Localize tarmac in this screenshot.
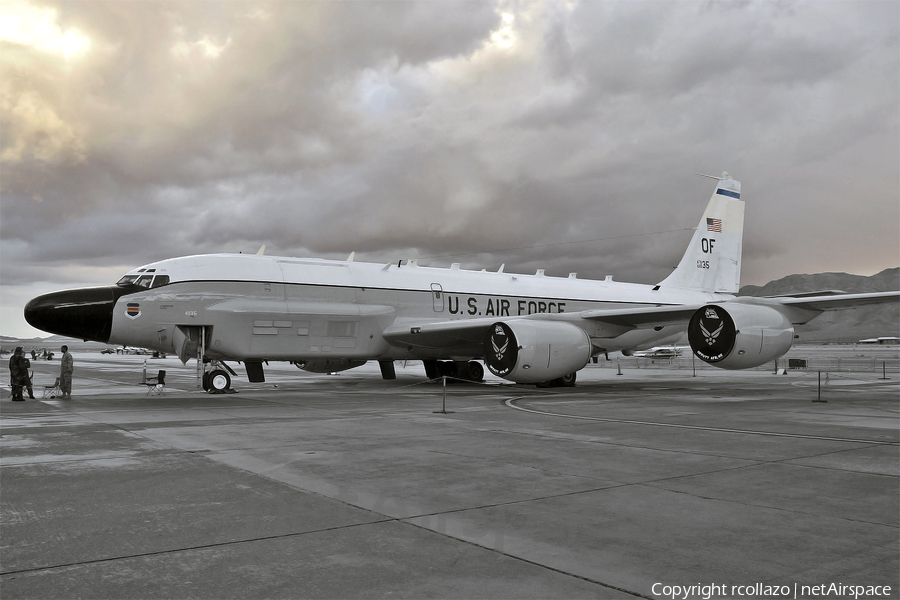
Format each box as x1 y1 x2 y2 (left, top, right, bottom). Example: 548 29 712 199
1 352 898 599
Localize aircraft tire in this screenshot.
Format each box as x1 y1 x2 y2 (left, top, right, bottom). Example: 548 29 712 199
423 360 440 380
438 361 458 378
467 361 484 382
208 369 231 392
559 372 577 387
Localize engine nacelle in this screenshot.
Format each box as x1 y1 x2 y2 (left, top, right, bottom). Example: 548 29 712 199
483 320 592 384
688 303 794 370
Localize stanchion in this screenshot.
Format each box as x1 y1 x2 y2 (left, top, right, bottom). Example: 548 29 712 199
617 358 623 376
142 359 147 385
878 361 890 380
813 371 827 403
434 376 455 414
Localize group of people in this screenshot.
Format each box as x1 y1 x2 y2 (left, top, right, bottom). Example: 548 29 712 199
8 345 73 401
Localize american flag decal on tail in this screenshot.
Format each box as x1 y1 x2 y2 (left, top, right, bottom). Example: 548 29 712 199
706 218 722 232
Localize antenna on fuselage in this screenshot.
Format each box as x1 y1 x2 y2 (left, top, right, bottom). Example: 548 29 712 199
256 245 266 255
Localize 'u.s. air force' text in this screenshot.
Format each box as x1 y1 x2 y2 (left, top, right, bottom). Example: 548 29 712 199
446 295 566 316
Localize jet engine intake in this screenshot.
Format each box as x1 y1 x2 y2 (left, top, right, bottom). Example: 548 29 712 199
483 320 592 384
688 303 793 369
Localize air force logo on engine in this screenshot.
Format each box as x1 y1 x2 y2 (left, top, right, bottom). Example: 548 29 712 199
484 322 518 377
688 305 736 363
700 318 724 346
491 325 509 361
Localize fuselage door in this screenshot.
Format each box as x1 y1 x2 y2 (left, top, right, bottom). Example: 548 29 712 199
173 325 203 364
431 283 444 312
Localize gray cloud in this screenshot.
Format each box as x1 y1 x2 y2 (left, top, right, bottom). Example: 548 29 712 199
1 0 897 337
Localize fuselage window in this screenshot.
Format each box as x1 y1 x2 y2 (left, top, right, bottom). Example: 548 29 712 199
135 275 154 288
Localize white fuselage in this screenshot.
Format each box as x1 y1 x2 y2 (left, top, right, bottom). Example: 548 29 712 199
108 253 730 363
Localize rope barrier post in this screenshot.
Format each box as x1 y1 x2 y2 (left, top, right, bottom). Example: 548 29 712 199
879 361 889 380
813 371 827 403
617 358 623 376
142 359 147 385
433 375 455 414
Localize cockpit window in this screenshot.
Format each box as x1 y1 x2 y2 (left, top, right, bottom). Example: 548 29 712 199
117 273 170 288
150 275 170 288
117 275 140 286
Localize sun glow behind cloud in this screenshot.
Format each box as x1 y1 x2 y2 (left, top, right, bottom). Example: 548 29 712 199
0 0 91 58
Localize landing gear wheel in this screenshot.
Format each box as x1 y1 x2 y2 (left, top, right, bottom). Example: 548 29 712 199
467 361 485 382
438 361 459 378
423 360 440 379
538 372 578 388
559 372 577 387
208 369 231 393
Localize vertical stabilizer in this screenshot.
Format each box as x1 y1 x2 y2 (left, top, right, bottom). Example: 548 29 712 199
658 172 744 294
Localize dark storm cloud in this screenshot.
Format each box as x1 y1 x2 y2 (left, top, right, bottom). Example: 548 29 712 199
1 0 897 337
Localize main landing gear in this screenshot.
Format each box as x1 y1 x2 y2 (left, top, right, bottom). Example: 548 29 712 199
423 360 485 382
536 372 577 388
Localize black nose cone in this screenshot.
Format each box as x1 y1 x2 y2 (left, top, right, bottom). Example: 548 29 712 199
24 286 121 343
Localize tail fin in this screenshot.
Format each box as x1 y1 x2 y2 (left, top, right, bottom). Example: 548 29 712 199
657 172 745 294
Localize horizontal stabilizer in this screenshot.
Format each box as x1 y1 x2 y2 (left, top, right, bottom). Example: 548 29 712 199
776 291 899 312
759 290 847 298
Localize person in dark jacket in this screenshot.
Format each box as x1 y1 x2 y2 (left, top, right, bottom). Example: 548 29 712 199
9 347 31 401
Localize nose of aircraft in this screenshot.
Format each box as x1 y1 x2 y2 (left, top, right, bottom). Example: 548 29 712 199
24 286 125 343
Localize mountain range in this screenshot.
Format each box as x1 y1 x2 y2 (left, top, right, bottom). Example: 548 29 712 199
739 268 899 342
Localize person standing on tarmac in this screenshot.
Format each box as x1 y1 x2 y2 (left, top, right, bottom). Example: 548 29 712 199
60 345 74 399
9 347 32 401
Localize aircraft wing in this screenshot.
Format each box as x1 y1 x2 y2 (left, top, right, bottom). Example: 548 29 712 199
383 317 500 352
383 291 898 354
578 290 899 330
382 306 704 354
579 305 702 329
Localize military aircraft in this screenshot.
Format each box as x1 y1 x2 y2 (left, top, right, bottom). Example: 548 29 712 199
632 346 685 358
24 173 898 391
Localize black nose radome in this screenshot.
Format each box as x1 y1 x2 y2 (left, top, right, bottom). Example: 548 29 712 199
24 286 127 343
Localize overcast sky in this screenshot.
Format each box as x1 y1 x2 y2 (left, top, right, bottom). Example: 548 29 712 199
1 0 898 338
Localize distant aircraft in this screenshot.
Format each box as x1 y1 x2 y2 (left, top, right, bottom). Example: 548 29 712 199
24 173 899 391
632 346 685 358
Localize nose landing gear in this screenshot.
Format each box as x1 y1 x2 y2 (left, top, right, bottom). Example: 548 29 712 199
202 361 234 393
